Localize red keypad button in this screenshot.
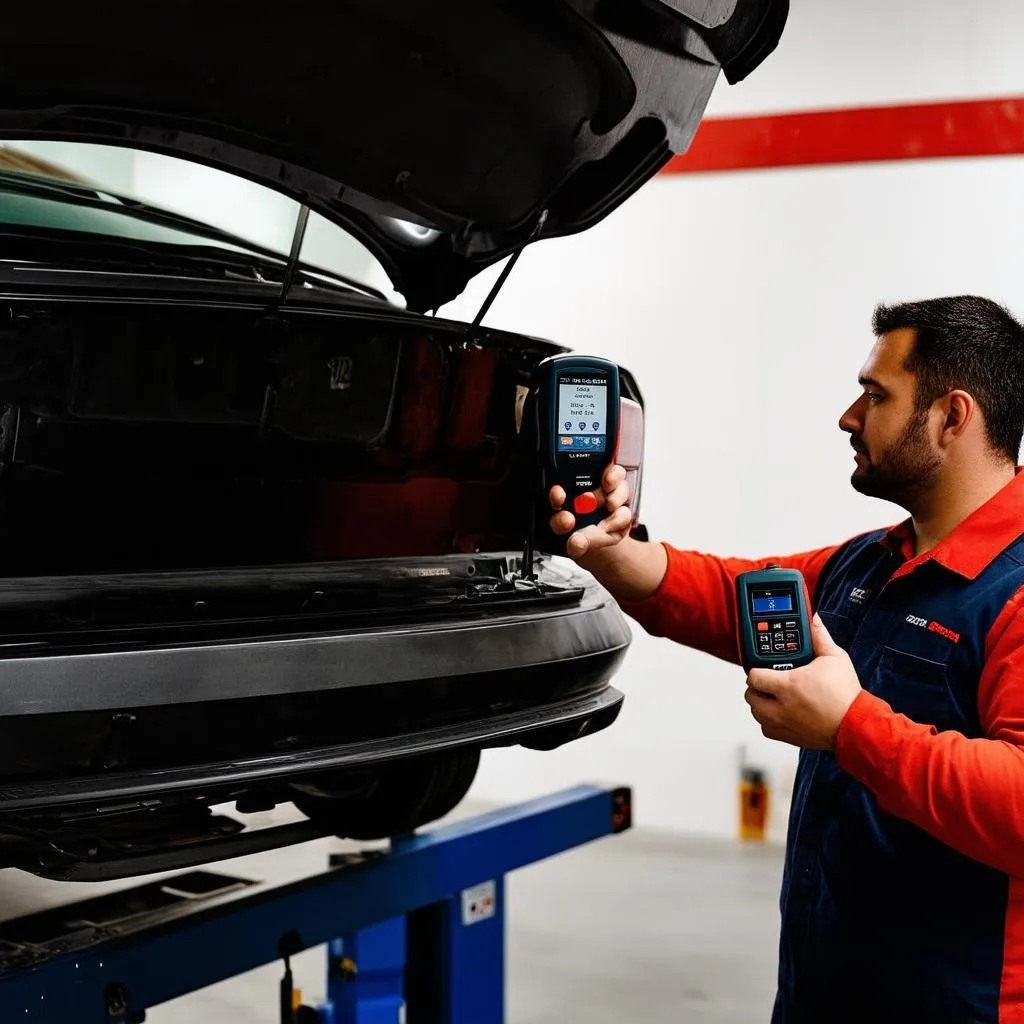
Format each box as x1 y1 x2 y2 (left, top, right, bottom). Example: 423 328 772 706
573 493 600 515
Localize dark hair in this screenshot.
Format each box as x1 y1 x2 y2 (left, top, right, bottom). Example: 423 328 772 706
872 295 1024 462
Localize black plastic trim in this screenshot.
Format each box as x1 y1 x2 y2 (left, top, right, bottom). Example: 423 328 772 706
25 820 334 883
0 686 625 814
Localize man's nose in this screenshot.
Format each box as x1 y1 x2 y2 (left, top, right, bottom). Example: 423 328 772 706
838 399 862 434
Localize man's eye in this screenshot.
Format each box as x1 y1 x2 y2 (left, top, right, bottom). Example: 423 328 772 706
866 392 883 404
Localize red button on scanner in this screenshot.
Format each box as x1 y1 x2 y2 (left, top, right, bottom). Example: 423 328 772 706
573 493 600 515
757 622 770 633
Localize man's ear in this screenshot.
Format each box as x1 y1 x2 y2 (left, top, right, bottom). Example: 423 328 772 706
939 389 975 444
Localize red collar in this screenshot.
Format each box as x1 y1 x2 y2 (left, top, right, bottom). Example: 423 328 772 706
882 467 1024 581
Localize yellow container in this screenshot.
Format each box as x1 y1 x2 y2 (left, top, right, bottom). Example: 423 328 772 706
739 767 769 842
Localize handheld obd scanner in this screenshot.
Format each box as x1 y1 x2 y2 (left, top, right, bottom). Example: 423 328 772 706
736 566 813 673
526 354 644 559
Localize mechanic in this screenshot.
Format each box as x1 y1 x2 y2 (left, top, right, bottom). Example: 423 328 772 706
549 295 1024 1024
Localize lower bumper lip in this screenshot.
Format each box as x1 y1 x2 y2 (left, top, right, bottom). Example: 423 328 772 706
0 686 627 818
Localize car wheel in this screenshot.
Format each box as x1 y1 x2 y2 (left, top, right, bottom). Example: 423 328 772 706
290 748 480 840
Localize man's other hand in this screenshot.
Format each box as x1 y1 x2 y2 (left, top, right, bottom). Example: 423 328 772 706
745 614 862 750
549 463 632 562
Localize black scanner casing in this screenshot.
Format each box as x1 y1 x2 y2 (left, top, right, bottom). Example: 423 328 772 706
528 354 620 557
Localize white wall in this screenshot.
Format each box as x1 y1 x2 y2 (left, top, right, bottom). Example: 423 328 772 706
443 0 1024 840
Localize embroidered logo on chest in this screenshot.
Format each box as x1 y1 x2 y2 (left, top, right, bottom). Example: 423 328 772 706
849 587 871 604
905 614 961 644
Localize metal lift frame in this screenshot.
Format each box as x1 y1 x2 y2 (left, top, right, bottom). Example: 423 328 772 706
0 783 632 1023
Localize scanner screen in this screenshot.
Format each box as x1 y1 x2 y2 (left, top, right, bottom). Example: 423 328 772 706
557 377 607 452
752 593 793 614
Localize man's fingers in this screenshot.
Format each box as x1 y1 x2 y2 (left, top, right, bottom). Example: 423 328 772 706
746 669 790 697
548 467 631 557
744 687 776 710
566 526 612 558
602 464 627 493
605 480 630 513
601 504 632 535
745 689 802 744
566 527 600 558
548 485 567 511
810 613 842 657
576 479 629 517
565 508 632 557
550 467 628 516
603 466 629 512
550 500 628 539
745 687 781 730
549 510 575 536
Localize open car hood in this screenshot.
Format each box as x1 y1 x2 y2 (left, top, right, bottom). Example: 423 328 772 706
0 0 787 312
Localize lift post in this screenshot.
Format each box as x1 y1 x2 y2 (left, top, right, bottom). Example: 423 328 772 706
0 783 632 1023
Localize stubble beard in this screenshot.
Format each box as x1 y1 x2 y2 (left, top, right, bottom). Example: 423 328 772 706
850 410 941 510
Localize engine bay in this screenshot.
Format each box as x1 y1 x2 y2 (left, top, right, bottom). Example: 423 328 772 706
0 298 568 574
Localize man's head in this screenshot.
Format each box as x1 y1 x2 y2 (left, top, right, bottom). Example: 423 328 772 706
838 295 1024 508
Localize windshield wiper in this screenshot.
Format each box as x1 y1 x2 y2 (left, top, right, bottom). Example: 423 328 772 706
0 170 387 302
0 169 279 255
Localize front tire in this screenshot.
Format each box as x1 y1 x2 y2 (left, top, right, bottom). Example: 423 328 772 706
291 748 480 839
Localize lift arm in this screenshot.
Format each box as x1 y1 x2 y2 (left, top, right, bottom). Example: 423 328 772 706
0 783 632 1023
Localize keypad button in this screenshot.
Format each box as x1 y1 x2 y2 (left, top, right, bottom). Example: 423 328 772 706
773 643 786 652
771 622 783 631
757 622 770 633
774 632 784 642
785 632 799 642
786 642 798 651
785 621 798 630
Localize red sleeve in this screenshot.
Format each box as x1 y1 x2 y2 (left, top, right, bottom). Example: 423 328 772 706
618 540 842 664
835 584 1024 878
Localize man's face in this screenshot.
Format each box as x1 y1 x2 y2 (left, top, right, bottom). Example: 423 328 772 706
838 328 942 507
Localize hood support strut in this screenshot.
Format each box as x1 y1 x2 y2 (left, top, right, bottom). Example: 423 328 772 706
272 204 311 311
464 210 548 343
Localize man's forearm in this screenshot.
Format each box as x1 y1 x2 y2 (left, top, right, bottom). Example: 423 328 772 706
595 538 845 664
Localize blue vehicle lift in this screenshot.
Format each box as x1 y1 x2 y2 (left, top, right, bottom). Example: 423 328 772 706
0 783 631 1023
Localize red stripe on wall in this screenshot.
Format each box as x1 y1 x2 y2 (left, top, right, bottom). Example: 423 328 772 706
662 96 1024 174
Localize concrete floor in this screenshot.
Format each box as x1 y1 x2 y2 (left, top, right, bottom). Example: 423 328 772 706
0 806 786 1024
503 827 784 1024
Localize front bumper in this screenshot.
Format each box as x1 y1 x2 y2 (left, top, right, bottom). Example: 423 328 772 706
0 556 631 815
0 559 631 716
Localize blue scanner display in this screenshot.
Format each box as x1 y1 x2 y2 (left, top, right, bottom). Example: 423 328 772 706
752 594 793 615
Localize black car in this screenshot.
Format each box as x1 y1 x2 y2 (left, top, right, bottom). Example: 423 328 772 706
0 0 787 880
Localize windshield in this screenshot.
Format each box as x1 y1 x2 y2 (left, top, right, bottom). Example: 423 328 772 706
0 140 402 303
